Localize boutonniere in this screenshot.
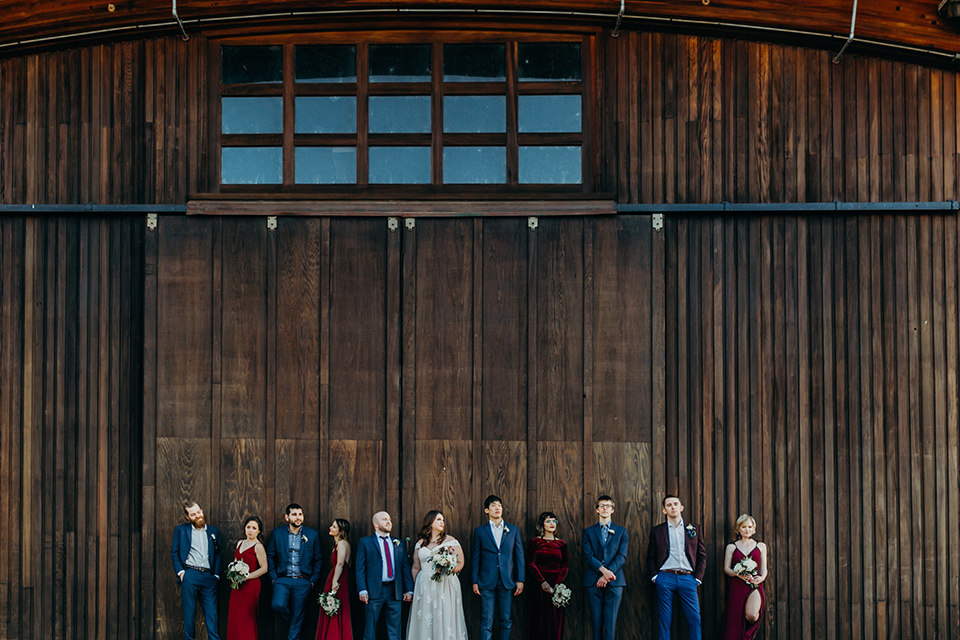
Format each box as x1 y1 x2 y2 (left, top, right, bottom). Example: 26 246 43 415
606 526 615 536
685 524 696 538
504 526 510 533
210 533 216 541
393 539 400 547
301 534 308 544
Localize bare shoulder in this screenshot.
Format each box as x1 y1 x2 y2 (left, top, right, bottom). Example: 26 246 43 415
725 542 736 552
757 541 768 551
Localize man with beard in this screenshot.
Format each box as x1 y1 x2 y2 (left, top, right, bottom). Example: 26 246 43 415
171 501 222 640
356 511 414 640
267 503 324 640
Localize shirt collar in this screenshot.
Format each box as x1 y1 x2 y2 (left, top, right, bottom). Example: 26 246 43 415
489 520 504 529
667 518 685 530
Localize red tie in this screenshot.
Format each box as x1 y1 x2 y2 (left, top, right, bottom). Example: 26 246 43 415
382 537 394 579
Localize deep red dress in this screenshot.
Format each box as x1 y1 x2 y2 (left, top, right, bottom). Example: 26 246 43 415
226 543 261 640
526 537 569 640
721 546 766 640
315 546 353 640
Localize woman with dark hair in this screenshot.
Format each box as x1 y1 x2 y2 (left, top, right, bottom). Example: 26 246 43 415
226 515 268 640
406 510 467 640
315 518 353 640
527 511 569 640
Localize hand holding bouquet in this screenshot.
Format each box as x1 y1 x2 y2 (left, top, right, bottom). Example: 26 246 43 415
551 583 572 608
732 556 759 589
226 559 250 590
430 547 458 582
318 591 341 617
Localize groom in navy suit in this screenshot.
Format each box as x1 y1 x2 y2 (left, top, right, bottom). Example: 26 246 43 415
471 494 525 640
355 511 414 640
582 494 629 640
171 501 222 640
267 503 324 640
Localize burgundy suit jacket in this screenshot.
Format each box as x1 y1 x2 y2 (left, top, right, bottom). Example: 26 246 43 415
645 521 706 582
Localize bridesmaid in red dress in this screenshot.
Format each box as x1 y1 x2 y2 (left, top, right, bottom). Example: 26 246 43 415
527 511 569 640
226 515 269 640
315 518 353 640
720 514 768 640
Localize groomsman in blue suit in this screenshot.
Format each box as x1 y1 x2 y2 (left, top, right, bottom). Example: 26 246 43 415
471 494 525 640
267 503 324 640
355 511 414 640
582 494 629 640
171 501 222 640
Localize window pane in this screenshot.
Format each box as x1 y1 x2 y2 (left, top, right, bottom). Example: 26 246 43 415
443 96 505 133
295 147 356 184
221 45 282 84
295 45 357 83
222 97 283 134
519 146 581 184
369 96 431 133
443 44 506 81
296 97 356 134
369 147 431 183
443 147 506 184
221 147 282 184
518 43 582 81
369 44 431 82
518 95 581 133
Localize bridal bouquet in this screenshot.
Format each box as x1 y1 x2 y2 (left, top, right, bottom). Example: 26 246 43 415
551 583 572 608
733 556 759 589
430 547 458 582
226 559 250 590
317 591 341 617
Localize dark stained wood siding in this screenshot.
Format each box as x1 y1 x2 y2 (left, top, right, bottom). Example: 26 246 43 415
0 216 143 640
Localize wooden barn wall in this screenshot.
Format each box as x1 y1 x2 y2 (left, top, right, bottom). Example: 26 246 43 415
0 216 144 639
1 31 959 205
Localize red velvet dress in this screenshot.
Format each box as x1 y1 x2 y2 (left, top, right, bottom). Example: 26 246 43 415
526 537 569 640
315 546 353 640
721 546 766 640
226 543 261 640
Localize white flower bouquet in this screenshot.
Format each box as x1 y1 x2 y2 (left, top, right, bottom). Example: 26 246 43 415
733 556 759 589
226 559 250 590
430 547 458 582
318 591 341 617
551 583 572 608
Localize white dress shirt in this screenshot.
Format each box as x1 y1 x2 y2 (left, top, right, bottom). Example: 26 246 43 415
489 520 505 548
377 534 396 582
660 519 694 573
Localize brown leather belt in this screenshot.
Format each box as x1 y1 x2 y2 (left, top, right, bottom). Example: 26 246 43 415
661 569 691 575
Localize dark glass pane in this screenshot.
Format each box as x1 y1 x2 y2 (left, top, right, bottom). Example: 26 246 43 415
369 96 431 133
221 147 282 184
443 96 505 133
369 147 431 183
221 45 282 84
518 95 581 133
519 146 581 184
369 44 431 82
221 97 283 134
443 44 506 82
443 147 506 184
296 97 356 134
295 147 356 184
295 45 357 83
517 43 582 81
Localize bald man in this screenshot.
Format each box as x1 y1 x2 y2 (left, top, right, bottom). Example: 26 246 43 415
355 511 414 640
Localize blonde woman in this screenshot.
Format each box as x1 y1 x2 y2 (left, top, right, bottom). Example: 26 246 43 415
720 514 767 640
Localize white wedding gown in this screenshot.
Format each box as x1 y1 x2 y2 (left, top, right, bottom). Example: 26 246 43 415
406 538 469 640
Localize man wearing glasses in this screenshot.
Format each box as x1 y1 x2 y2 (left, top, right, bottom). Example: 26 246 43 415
582 495 629 640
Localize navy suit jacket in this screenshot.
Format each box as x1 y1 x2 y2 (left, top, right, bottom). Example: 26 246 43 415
582 522 629 587
354 533 414 600
266 526 324 586
171 522 223 579
646 521 707 583
471 522 525 590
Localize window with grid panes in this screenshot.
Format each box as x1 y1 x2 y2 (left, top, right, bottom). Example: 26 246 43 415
217 37 590 191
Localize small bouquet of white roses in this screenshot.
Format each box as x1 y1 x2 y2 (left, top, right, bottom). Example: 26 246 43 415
226 559 250 590
733 556 759 589
430 547 458 582
551 583 572 608
317 591 341 617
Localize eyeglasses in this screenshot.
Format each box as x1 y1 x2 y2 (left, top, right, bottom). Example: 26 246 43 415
597 504 615 509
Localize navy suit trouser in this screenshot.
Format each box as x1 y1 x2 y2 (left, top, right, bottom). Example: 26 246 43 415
180 568 220 640
362 584 402 640
655 571 702 640
587 584 624 640
272 576 313 640
479 586 514 640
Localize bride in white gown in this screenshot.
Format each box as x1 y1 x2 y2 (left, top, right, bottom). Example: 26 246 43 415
407 510 469 640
